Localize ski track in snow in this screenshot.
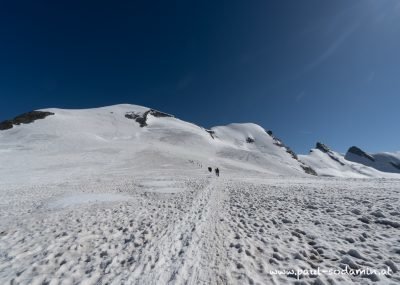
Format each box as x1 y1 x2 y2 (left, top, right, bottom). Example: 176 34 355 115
1 176 400 285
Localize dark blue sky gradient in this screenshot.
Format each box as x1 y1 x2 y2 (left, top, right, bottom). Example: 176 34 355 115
1 0 399 153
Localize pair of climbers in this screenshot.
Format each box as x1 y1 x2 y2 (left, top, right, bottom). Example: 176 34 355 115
207 166 220 177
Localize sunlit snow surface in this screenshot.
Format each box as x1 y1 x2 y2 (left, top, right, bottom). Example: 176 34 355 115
0 105 399 284
48 193 131 209
1 176 399 285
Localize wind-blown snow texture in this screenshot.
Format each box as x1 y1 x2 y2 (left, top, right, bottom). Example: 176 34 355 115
1 104 400 285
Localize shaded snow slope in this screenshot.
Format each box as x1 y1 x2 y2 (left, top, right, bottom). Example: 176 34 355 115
345 146 400 174
299 143 400 178
0 104 313 185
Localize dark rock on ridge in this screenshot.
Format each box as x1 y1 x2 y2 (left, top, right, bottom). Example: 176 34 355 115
0 111 55 131
0 121 13 130
149 109 174 118
301 165 318 176
347 146 375 162
125 111 150 127
125 109 174 128
267 129 317 176
205 129 215 139
316 142 331 153
270 135 298 160
315 142 345 166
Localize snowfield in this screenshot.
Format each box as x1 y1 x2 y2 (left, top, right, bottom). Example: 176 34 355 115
0 104 399 284
1 175 400 285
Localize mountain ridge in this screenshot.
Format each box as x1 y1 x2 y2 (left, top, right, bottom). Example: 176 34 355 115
1 104 399 180
0 104 317 185
345 145 400 174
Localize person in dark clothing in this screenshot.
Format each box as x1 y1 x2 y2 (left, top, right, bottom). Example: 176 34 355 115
215 168 219 177
208 167 212 173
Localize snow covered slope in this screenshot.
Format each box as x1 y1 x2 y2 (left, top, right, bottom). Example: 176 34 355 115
0 104 315 185
1 106 400 285
345 146 400 174
299 142 400 178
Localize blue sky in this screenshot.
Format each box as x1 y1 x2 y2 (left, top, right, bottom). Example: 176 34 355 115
1 0 399 154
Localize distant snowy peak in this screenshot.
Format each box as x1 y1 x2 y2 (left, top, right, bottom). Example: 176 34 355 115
345 146 400 174
346 146 375 162
299 142 400 178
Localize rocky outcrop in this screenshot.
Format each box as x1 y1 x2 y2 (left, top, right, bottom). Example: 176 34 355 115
246 137 255 143
205 129 215 139
149 109 174 118
267 129 316 175
301 165 318 176
125 110 150 127
125 109 174 128
0 121 13 130
316 142 331 153
346 146 375 162
315 142 345 166
269 133 298 160
0 111 55 131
